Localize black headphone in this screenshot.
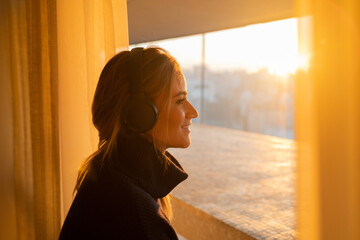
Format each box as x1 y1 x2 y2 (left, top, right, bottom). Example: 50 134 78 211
123 47 158 133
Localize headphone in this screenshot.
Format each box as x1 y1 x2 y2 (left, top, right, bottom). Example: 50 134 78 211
123 47 158 133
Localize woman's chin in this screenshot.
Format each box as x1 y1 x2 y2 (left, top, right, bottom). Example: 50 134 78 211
179 138 191 148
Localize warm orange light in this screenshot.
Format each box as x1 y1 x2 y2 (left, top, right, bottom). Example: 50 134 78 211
134 18 309 78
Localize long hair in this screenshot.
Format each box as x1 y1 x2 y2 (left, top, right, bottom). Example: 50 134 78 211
75 47 182 219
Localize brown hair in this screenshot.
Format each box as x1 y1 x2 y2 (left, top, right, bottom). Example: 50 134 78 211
75 46 181 219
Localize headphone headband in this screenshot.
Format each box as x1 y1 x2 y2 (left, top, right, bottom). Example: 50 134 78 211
129 47 144 94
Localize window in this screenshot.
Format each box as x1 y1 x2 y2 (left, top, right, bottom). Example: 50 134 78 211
131 18 304 139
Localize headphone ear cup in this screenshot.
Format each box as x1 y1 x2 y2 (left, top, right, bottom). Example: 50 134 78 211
123 96 158 133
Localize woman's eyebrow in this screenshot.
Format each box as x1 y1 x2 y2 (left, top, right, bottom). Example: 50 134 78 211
173 91 188 97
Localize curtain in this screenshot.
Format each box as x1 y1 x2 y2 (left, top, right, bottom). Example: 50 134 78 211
0 0 60 239
0 1 18 239
57 0 129 221
0 0 129 239
295 0 360 239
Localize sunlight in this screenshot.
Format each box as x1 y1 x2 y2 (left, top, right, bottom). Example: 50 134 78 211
205 18 300 76
132 18 309 77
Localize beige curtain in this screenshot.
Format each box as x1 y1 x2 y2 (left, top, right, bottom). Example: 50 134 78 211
0 1 18 239
0 0 60 239
0 0 129 239
295 0 360 239
57 0 129 221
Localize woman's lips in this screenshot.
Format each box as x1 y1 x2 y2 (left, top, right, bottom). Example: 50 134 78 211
181 125 191 133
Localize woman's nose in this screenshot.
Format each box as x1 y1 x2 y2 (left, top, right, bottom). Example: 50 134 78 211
187 101 199 119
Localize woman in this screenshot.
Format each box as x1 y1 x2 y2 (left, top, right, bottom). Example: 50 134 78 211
59 47 198 240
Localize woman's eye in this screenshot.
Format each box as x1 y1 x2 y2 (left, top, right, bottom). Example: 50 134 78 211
176 98 186 104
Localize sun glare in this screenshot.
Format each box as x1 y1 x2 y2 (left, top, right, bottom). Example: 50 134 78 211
132 18 309 77
204 18 300 76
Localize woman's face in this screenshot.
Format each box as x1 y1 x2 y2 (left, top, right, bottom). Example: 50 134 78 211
150 73 198 151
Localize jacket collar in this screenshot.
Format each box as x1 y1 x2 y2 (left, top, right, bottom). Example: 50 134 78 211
107 136 188 199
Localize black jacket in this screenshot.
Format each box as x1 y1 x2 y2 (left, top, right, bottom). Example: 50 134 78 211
59 136 188 240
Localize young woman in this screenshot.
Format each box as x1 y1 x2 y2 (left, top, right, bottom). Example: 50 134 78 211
59 47 198 239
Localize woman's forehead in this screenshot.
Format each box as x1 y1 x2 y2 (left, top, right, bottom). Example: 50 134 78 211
172 73 187 92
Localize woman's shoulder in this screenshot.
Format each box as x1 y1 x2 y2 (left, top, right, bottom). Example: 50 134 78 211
77 167 159 212
60 164 178 240
59 171 154 239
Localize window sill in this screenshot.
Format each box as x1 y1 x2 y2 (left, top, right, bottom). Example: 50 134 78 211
169 124 296 240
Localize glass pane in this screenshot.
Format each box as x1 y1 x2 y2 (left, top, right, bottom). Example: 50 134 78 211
202 18 298 139
131 18 300 139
